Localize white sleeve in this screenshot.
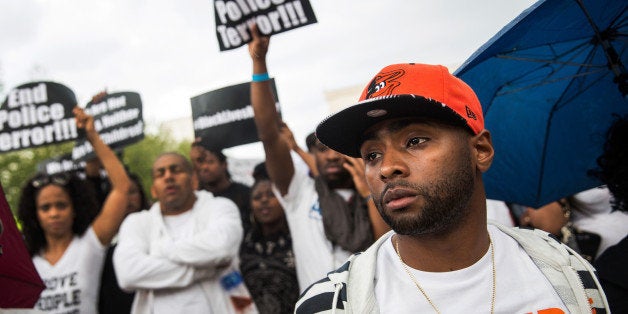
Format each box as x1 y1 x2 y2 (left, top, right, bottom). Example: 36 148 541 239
274 165 311 213
113 213 209 290
160 197 243 268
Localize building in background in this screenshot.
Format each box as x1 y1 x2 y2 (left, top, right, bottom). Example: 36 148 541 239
324 85 363 113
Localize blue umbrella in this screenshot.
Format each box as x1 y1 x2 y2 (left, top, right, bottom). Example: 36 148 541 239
455 0 627 208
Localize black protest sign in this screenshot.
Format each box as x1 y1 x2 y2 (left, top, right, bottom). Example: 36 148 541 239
37 153 85 175
191 80 280 151
0 82 77 153
214 0 317 51
72 92 144 162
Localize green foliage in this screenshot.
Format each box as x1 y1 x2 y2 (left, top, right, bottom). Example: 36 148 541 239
0 142 75 214
0 129 191 215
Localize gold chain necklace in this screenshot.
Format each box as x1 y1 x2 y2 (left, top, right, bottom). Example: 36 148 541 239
394 235 496 314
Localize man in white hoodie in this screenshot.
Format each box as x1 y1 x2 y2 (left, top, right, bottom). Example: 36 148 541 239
113 152 245 314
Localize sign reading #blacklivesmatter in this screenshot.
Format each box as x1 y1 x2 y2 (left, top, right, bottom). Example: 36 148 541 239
37 153 85 175
0 81 77 153
214 0 317 51
191 80 280 151
72 92 144 162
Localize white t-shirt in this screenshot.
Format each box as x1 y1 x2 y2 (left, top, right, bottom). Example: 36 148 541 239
274 167 352 292
374 225 568 313
486 199 515 227
570 186 628 257
32 227 106 314
152 210 212 314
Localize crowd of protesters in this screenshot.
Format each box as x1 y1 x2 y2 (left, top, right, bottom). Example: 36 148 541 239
2 23 626 314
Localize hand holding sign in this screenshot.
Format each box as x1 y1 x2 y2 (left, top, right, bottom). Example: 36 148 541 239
90 90 108 105
73 107 96 138
71 92 144 162
214 0 317 51
248 23 270 60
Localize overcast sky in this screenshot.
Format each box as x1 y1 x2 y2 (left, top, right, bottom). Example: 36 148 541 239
0 0 537 159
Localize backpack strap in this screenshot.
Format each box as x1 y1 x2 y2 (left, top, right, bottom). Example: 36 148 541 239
295 256 353 313
491 223 609 313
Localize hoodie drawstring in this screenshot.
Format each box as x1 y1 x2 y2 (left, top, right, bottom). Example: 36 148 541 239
331 282 343 314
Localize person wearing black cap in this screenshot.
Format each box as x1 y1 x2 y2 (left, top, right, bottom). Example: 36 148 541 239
294 63 609 313
247 24 389 293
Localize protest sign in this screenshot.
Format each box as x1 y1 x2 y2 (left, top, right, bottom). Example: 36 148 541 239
0 82 77 153
37 153 85 175
191 80 280 151
72 92 144 162
214 0 317 51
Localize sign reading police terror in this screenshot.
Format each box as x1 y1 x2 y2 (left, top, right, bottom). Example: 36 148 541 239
72 92 144 162
0 82 77 153
214 0 317 51
191 80 280 151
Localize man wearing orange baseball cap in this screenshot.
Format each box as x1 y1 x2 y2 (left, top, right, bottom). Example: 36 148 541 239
295 63 608 313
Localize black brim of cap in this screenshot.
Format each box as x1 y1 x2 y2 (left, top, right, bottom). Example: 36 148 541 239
315 94 468 157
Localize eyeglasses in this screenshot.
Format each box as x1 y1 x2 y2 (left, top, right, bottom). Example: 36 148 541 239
31 173 71 189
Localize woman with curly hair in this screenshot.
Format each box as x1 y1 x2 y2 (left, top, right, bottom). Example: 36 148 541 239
18 106 131 313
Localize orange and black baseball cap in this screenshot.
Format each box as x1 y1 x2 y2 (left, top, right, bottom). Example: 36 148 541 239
315 63 484 157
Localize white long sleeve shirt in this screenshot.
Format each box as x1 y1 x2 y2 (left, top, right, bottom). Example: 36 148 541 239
113 190 243 314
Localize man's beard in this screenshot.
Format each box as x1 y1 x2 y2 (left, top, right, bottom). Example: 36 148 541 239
199 179 216 189
323 168 353 190
198 175 221 190
374 155 475 236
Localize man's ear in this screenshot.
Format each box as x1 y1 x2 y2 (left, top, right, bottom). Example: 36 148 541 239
472 129 494 173
150 184 157 199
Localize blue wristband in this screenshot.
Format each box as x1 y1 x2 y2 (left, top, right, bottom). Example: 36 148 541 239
252 72 270 82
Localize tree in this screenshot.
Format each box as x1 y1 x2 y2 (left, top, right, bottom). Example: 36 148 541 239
0 128 191 216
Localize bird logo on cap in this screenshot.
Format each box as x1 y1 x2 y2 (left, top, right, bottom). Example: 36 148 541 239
365 69 405 99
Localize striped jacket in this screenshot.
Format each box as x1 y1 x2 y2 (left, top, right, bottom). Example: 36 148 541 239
295 222 609 314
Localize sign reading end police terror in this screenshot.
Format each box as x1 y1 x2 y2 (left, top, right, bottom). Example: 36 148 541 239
0 82 77 153
72 92 144 162
192 80 280 151
214 0 317 51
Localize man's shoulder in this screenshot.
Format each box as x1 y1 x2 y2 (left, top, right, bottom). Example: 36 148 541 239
229 181 251 192
215 182 251 203
295 232 390 313
195 190 239 210
117 208 154 236
124 207 153 222
283 167 316 201
491 223 576 263
491 223 608 312
295 258 353 314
